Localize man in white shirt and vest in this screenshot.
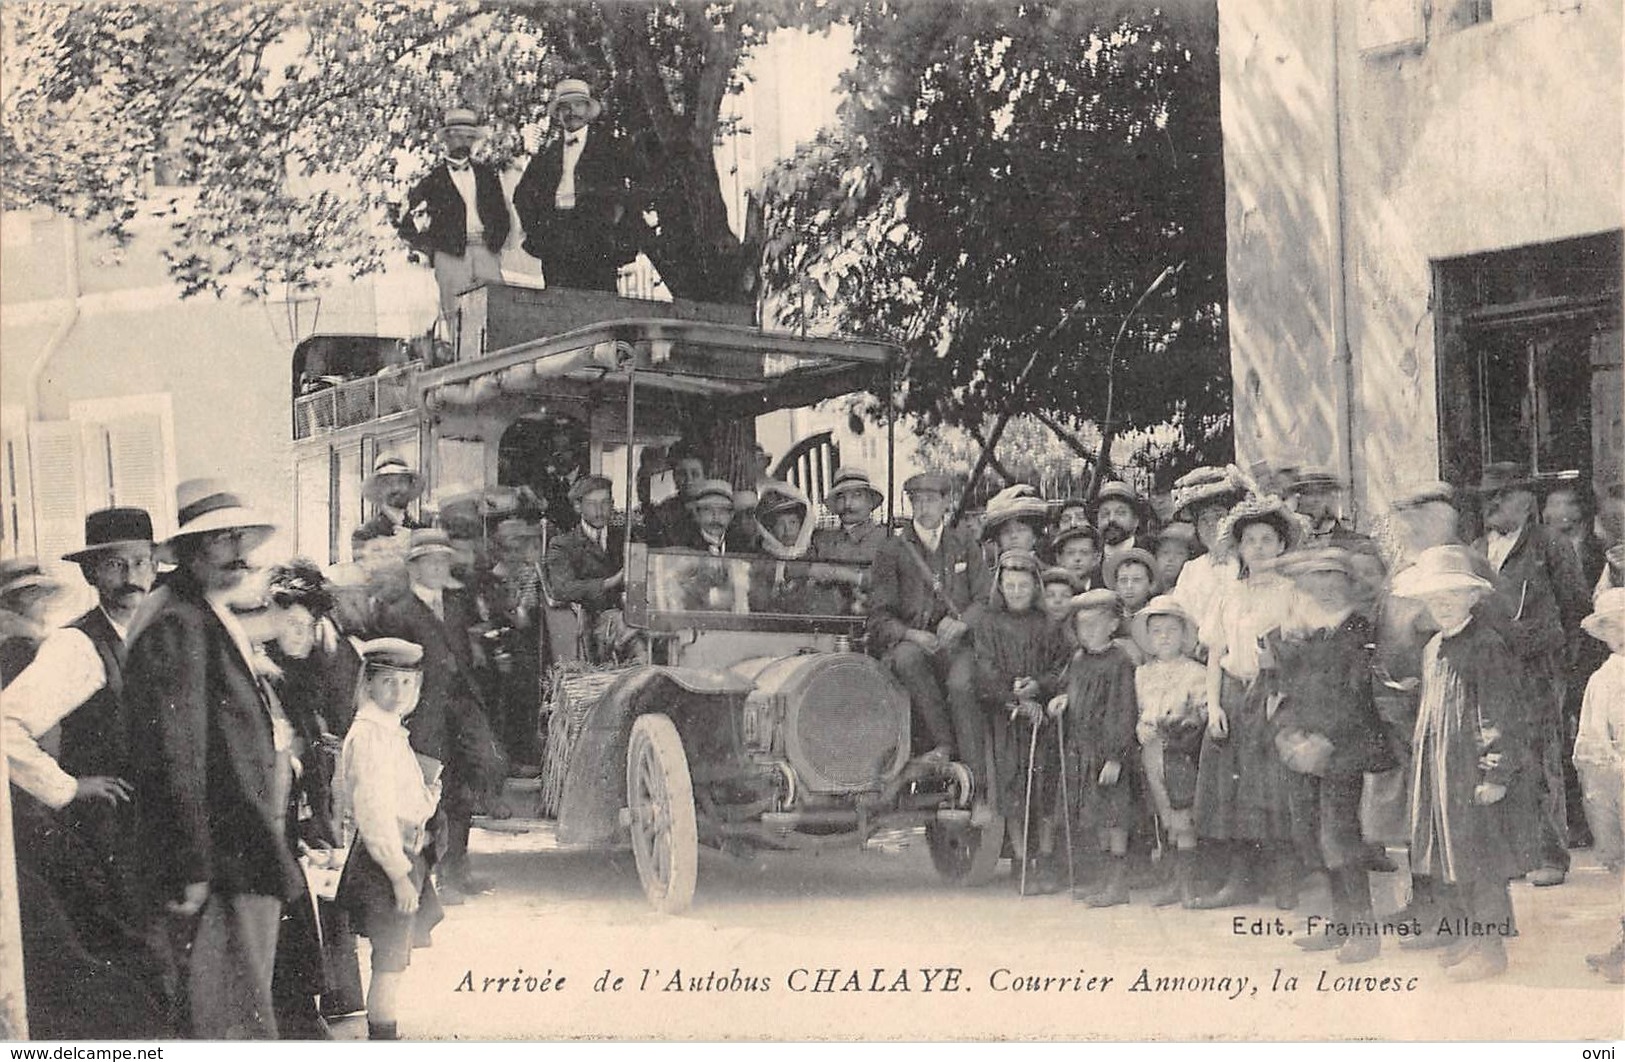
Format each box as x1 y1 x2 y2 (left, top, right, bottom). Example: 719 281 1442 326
513 79 637 292
396 107 511 324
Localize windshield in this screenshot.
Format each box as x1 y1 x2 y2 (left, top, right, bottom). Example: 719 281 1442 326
646 550 869 620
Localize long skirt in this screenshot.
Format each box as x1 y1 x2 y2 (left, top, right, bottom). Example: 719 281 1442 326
1194 671 1293 842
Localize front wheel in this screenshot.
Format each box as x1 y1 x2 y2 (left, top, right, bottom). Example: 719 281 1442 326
626 714 699 913
927 815 1007 887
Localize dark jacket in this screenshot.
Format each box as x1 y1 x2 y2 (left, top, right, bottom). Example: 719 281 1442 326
868 523 990 654
545 525 625 615
396 161 511 259
369 586 504 791
1272 612 1397 777
512 131 634 262
56 607 132 781
1473 521 1590 676
124 574 303 906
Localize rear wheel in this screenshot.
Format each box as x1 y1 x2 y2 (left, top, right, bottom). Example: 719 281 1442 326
927 815 1007 887
626 714 699 913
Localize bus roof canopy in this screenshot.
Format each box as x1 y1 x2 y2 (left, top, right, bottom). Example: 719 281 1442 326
418 318 897 416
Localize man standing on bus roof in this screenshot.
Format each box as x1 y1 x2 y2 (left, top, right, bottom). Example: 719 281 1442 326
396 107 511 324
513 78 637 293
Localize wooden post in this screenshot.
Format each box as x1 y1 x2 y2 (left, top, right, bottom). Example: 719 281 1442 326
0 738 29 1038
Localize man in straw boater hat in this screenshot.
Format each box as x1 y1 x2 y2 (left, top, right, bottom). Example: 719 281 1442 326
1469 461 1590 887
810 466 888 564
0 557 63 684
122 480 301 1038
357 454 428 543
1388 545 1543 982
396 106 511 323
371 529 508 906
868 471 990 770
3 507 170 1037
513 77 637 292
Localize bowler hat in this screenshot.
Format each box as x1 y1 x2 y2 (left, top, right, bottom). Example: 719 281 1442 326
1091 481 1150 522
63 507 155 563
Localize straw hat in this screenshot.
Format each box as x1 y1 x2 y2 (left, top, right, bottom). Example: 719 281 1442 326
441 107 483 136
980 486 1050 542
1580 587 1625 641
0 558 61 603
1129 594 1198 658
1218 495 1308 553
1389 545 1493 600
159 479 275 561
362 455 425 504
549 79 602 122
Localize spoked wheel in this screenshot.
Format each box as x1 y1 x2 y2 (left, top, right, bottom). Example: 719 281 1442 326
927 814 1007 887
626 714 698 914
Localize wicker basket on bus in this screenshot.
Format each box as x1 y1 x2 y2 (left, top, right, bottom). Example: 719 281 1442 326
539 661 631 817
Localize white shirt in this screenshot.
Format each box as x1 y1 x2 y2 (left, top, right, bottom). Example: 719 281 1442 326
581 521 607 552
1171 552 1239 650
556 126 588 210
447 161 482 236
412 582 444 619
208 594 293 753
0 613 126 809
1485 525 1524 572
1574 652 1625 772
700 530 727 556
336 702 442 881
913 520 943 555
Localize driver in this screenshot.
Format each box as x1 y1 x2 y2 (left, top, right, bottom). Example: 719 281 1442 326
669 480 741 611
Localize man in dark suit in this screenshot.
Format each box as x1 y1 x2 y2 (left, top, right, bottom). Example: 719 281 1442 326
544 475 626 661
868 473 990 779
513 79 636 292
396 107 511 323
370 529 507 903
124 481 303 1039
1471 463 1591 886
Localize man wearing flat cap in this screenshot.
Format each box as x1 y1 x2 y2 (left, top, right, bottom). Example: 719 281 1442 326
513 78 637 292
545 474 630 661
124 481 300 1038
4 507 167 1036
1470 462 1590 885
869 472 990 766
397 107 511 324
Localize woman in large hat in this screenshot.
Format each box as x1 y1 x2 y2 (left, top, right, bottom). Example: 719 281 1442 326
1188 495 1306 910
1166 465 1247 645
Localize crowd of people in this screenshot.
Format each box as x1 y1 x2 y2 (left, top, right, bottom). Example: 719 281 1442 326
2 446 1622 1041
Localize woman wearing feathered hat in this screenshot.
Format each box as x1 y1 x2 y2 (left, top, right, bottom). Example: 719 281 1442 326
513 77 638 292
1166 465 1246 645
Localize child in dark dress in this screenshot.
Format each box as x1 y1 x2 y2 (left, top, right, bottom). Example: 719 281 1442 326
970 549 1070 890
335 638 446 1040
1049 589 1141 906
1271 549 1397 964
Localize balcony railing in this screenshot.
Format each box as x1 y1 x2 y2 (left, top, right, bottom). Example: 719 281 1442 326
293 364 417 440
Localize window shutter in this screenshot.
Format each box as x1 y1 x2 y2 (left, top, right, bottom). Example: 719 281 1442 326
69 396 177 538
27 420 86 574
0 407 37 558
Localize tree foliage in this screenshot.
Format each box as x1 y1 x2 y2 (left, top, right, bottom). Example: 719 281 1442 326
1 0 823 301
759 0 1232 482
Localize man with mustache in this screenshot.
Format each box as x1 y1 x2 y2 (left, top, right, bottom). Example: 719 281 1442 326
125 481 303 1038
397 108 511 325
3 507 168 1036
1092 481 1153 573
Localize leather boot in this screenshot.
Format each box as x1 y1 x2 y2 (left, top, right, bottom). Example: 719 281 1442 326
368 1021 400 1041
1084 854 1131 907
1187 843 1258 909
1335 868 1380 964
1273 847 1301 911
1445 937 1508 982
1145 852 1183 907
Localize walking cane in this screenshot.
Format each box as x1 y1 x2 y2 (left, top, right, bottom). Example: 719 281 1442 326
1055 709 1076 895
1017 707 1042 897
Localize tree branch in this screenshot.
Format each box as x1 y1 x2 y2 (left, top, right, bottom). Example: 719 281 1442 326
691 3 741 151
967 425 1015 485
1032 410 1099 467
614 5 682 147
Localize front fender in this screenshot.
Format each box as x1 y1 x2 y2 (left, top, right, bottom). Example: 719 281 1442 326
555 665 745 846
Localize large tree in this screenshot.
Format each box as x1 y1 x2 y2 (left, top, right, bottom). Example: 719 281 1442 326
759 0 1232 486
1 0 817 301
